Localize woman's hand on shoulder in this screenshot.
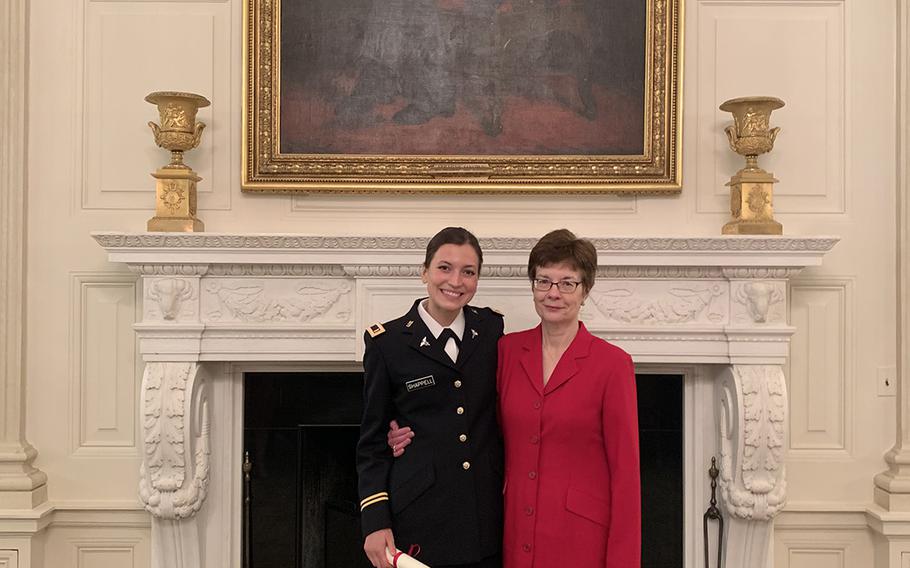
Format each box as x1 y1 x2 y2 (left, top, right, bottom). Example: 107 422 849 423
387 420 414 457
364 528 396 568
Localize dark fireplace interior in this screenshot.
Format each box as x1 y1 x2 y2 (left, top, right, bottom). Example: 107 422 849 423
243 372 683 568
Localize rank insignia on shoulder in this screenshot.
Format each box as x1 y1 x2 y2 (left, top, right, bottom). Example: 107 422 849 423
367 323 386 338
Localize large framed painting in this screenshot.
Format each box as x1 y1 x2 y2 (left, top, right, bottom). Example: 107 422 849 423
243 0 682 193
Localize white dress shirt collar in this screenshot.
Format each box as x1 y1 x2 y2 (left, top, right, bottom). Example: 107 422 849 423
417 300 465 340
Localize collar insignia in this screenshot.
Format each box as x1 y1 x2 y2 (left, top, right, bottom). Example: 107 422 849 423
405 320 414 328
419 336 430 347
471 329 478 339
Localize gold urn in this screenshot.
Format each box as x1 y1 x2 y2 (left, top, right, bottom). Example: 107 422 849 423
145 91 210 232
719 96 785 235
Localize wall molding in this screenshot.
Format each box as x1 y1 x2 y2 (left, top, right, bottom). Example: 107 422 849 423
875 0 910 515
788 277 854 458
0 0 48 509
69 273 141 457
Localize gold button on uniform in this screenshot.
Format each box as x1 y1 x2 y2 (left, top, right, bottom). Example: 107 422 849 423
463 461 471 470
454 380 463 388
456 406 465 415
459 434 467 442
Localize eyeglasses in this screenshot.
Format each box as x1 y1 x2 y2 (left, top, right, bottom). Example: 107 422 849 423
532 278 582 294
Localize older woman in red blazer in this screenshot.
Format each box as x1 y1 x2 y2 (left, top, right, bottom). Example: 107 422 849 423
497 229 640 568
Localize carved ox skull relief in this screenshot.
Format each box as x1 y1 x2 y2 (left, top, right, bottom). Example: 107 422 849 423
735 281 783 323
148 278 194 321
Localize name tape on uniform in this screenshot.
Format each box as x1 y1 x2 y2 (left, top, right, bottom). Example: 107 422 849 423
405 375 436 392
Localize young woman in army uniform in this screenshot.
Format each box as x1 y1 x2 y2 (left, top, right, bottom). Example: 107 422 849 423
357 227 504 568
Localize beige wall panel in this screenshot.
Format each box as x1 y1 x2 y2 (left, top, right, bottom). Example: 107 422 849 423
789 279 852 455
70 274 140 455
77 547 134 568
775 522 874 568
695 0 845 214
288 194 637 228
789 549 845 568
81 2 231 210
0 550 17 568
42 529 148 568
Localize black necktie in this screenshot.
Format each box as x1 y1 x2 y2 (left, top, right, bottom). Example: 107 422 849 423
438 328 461 347
438 328 461 362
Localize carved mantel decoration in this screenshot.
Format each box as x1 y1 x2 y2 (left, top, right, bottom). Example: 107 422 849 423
92 232 837 568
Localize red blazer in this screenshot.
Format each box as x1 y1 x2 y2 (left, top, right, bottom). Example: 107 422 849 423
497 322 640 568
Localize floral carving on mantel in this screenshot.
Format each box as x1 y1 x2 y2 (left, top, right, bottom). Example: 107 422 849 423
147 278 195 321
733 281 785 324
204 280 352 322
209 264 347 277
139 362 210 520
91 232 839 253
132 264 209 277
589 285 726 324
718 365 787 520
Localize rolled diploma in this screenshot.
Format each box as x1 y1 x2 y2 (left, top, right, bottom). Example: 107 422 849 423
385 548 431 568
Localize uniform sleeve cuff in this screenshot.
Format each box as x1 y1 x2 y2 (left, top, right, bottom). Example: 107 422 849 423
361 499 392 539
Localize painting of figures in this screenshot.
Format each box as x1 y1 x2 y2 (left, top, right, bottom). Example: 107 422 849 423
243 0 681 192
279 0 647 156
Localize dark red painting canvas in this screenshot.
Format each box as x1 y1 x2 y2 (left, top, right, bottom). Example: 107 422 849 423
278 0 647 156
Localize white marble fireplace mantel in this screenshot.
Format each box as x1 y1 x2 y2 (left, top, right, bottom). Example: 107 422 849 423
92 232 838 568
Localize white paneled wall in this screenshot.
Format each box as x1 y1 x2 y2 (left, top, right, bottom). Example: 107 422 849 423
69 273 141 456
775 511 874 568
79 0 232 211
695 0 846 215
41 524 149 568
789 279 853 456
0 551 18 568
16 0 900 565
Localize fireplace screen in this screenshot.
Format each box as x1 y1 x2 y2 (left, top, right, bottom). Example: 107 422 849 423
243 372 682 567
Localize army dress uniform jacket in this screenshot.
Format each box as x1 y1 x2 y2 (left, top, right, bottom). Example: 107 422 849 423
357 299 504 566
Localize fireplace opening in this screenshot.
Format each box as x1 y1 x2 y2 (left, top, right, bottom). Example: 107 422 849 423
243 372 682 568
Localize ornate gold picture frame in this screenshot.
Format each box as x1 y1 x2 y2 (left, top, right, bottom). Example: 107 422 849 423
243 0 683 193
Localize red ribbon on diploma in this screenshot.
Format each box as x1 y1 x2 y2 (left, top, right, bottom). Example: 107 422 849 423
386 545 428 568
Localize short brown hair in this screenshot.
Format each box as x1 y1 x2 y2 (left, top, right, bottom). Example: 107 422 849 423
424 227 483 271
527 229 597 292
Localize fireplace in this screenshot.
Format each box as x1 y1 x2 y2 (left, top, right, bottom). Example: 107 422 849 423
242 371 683 568
243 372 366 568
91 232 837 568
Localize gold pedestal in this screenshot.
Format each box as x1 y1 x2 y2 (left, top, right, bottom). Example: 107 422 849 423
719 96 786 236
144 91 210 232
722 168 783 235
147 167 204 232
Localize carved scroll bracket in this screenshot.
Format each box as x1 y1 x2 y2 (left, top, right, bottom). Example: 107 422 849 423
139 362 210 520
718 364 788 521
716 364 788 568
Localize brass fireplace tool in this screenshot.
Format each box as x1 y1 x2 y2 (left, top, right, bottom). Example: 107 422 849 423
703 456 724 568
719 96 785 235
145 91 210 232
